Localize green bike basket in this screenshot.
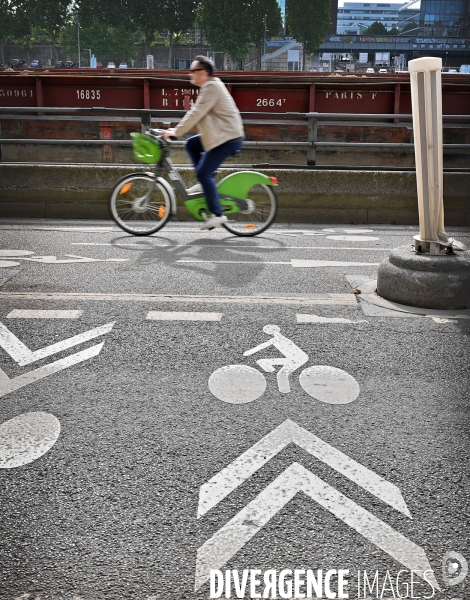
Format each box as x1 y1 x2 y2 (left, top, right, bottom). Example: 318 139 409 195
131 132 162 164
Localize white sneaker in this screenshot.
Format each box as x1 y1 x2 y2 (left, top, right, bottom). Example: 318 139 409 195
200 214 228 230
186 183 202 194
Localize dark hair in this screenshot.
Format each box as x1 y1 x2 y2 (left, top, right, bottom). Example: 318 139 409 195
194 55 214 76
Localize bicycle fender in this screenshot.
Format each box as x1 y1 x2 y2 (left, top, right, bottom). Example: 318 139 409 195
153 176 177 216
217 171 277 200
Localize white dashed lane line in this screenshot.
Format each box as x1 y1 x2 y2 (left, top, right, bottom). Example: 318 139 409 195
6 309 82 319
296 314 368 324
146 311 223 321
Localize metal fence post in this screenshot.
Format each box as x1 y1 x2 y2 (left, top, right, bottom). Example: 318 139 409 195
141 112 152 133
307 113 317 165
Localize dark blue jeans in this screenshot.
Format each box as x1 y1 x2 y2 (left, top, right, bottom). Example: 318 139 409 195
185 135 243 216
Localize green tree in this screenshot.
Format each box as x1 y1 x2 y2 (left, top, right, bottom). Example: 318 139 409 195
286 0 331 69
24 0 71 62
60 14 137 65
199 0 252 63
388 26 399 36
128 0 163 57
0 0 16 63
159 0 201 67
362 21 388 35
0 0 31 63
401 21 419 35
248 0 283 69
77 0 129 29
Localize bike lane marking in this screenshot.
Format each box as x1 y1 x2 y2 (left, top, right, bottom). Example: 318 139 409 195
6 310 82 319
71 242 391 250
296 314 368 324
0 412 61 469
197 419 410 519
0 292 359 306
177 259 381 267
195 463 438 592
146 311 223 321
0 342 105 399
291 259 381 268
0 321 114 366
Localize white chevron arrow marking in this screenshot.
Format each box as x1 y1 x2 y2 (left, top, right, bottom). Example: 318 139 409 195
195 463 440 592
0 321 115 366
0 342 105 398
198 419 411 519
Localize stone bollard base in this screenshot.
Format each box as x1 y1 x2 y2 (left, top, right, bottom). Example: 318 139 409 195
377 244 470 310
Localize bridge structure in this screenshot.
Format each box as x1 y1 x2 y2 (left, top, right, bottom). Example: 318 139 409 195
267 35 470 70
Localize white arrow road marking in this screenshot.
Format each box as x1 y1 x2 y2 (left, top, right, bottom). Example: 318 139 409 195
296 314 368 324
0 412 60 468
72 242 390 250
177 259 381 267
292 259 380 268
0 342 104 399
32 227 115 232
0 261 21 268
195 463 439 592
7 310 82 319
19 255 127 264
198 420 411 519
0 321 114 366
0 251 34 257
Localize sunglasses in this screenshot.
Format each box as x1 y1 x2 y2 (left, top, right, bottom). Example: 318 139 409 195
189 68 205 72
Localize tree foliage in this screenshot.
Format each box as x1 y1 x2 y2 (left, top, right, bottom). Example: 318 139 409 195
401 21 419 34
286 0 331 68
60 15 137 64
199 0 252 62
248 0 283 68
25 0 70 45
155 0 201 67
362 21 388 35
199 0 282 65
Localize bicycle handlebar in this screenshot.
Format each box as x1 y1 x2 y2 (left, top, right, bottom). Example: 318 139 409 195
147 128 177 142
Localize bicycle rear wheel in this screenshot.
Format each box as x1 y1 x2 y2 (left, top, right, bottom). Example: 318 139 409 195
109 173 171 235
222 184 278 236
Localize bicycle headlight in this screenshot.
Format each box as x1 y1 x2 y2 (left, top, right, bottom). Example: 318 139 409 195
131 132 162 164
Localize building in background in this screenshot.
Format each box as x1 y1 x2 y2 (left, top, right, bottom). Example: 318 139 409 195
337 2 408 34
398 1 420 32
402 0 470 37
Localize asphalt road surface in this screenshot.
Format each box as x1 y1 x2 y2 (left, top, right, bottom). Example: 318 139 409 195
0 219 468 600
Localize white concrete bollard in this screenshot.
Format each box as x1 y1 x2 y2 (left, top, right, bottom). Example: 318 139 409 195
409 56 453 254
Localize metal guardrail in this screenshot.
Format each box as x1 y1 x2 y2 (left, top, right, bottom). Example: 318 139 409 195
1 107 469 167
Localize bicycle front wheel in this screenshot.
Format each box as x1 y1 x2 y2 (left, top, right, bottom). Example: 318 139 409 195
222 184 278 237
109 174 171 235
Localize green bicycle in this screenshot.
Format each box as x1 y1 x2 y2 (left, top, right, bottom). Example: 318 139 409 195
108 129 279 236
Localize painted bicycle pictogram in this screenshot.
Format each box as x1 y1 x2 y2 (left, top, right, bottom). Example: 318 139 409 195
208 324 360 405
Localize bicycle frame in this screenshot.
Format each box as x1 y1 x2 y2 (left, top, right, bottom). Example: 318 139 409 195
145 132 253 221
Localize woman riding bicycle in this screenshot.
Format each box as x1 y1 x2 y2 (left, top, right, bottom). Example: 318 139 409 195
161 55 244 230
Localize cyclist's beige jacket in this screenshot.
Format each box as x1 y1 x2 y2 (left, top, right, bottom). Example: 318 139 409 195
174 77 244 151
